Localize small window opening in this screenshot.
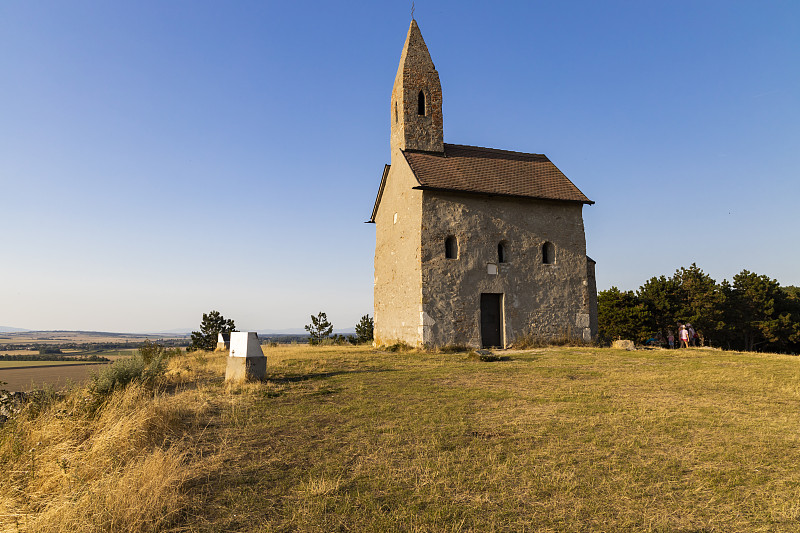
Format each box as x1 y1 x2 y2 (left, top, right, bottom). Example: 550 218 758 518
542 242 555 264
395 102 398 123
417 90 426 116
445 235 458 259
498 241 508 264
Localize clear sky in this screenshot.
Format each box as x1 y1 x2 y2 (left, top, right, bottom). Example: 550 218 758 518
1 1 798 333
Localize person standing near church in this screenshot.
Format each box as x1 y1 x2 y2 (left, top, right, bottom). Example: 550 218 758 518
679 325 689 348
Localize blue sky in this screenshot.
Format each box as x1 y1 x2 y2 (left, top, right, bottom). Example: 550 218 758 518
1 1 798 332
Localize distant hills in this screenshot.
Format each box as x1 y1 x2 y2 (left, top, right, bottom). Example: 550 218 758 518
0 326 30 333
150 328 309 336
150 328 358 336
153 328 309 336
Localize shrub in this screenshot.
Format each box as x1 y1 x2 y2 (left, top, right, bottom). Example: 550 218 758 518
385 341 413 353
468 351 507 362
327 334 357 346
512 328 590 349
139 340 164 364
91 344 171 396
511 333 549 349
435 344 472 354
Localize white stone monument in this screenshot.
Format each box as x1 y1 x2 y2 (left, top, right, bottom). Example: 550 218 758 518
225 332 266 382
217 332 231 350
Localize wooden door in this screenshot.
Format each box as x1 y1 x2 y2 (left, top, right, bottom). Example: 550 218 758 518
480 293 503 348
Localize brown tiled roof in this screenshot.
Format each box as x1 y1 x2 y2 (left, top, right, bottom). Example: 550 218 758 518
403 143 593 204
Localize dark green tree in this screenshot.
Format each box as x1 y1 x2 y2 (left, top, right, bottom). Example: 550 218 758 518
726 270 800 352
355 314 374 344
188 310 236 352
782 287 800 353
597 287 652 344
672 264 726 345
597 264 799 353
782 285 800 300
638 275 682 340
305 312 333 345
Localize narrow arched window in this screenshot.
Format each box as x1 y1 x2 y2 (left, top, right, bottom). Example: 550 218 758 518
542 242 555 264
445 236 458 259
498 241 508 263
418 90 426 116
395 102 398 123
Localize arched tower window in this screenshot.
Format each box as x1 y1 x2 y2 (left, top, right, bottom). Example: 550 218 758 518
498 241 508 263
542 242 555 264
445 236 458 259
417 90 426 116
395 102 398 123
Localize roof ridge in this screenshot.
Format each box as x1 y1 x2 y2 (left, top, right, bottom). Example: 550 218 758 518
444 143 547 158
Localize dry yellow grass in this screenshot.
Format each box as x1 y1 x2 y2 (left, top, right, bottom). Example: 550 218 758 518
0 344 375 531
2 344 800 532
0 354 222 532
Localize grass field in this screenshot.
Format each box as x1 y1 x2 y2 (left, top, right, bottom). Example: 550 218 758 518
0 350 38 356
0 349 137 357
0 362 111 392
0 330 188 344
0 360 110 369
2 344 800 532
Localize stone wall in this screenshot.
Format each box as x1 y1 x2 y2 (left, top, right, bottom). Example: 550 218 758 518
420 191 592 347
373 151 424 346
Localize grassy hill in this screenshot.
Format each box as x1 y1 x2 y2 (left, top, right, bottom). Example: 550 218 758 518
2 344 799 531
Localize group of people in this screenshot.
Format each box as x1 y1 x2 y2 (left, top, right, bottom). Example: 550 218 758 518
667 323 699 348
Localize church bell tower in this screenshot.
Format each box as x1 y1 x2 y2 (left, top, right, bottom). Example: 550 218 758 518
390 20 444 154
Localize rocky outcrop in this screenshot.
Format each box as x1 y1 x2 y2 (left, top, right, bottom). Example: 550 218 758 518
0 390 28 426
612 339 636 351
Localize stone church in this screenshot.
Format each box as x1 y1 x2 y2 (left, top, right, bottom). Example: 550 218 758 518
369 20 597 348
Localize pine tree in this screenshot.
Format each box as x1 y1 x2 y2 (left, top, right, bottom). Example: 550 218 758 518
354 315 374 344
305 312 333 345
188 310 236 352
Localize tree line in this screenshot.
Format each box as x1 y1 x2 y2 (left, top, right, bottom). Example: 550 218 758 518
598 264 800 353
188 310 375 351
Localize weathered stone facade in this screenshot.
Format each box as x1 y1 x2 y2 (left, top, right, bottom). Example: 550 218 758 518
420 192 593 346
371 20 597 348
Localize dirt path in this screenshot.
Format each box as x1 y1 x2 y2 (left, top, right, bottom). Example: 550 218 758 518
0 363 110 391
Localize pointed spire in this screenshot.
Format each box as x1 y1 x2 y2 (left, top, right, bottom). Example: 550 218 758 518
396 20 436 75
390 20 444 153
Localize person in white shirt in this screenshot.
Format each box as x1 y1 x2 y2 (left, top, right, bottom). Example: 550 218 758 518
679 325 689 348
